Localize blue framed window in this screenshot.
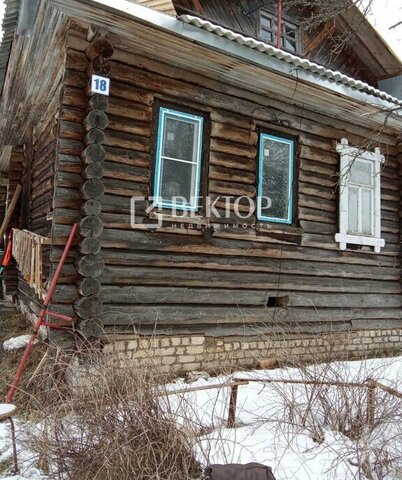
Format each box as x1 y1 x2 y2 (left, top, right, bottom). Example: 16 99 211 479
257 133 294 224
153 108 204 211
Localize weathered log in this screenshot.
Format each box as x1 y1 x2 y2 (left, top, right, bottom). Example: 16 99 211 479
59 138 83 156
80 179 105 199
89 57 111 76
82 144 106 164
83 163 104 180
79 215 104 238
75 254 105 277
77 277 102 297
87 94 108 112
85 128 105 145
59 120 84 140
81 199 102 216
83 110 109 131
85 37 114 60
74 295 103 318
105 146 148 167
62 86 87 109
79 237 102 255
78 318 104 338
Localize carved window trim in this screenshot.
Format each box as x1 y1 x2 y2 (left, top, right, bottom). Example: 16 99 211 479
335 138 385 253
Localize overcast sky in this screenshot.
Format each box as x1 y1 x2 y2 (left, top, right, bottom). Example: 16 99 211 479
0 0 401 59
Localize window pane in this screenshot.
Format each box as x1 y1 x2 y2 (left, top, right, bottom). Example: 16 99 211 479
159 158 198 206
162 116 197 162
348 186 359 234
259 137 292 221
261 15 272 28
362 188 373 235
284 38 297 52
261 29 274 43
349 159 372 186
285 25 296 38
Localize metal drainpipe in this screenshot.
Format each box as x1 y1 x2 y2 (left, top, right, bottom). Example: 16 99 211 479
276 0 282 49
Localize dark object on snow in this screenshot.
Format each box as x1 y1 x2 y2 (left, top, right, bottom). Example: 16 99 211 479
204 462 276 480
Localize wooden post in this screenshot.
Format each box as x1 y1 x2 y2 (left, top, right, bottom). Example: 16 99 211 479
0 184 22 239
366 380 376 430
227 383 239 428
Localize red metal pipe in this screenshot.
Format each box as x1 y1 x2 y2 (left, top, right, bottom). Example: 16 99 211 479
276 0 282 49
5 223 78 403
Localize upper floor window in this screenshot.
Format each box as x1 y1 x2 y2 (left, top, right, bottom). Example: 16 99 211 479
335 138 385 253
257 133 295 224
153 107 204 211
259 10 301 53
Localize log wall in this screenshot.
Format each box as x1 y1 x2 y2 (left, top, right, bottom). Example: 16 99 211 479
49 25 402 342
16 87 61 316
4 147 24 296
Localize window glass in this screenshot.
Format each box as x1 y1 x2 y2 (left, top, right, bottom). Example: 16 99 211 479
348 186 359 234
361 188 373 235
258 134 294 223
162 117 197 161
154 108 203 210
159 159 197 206
349 159 372 187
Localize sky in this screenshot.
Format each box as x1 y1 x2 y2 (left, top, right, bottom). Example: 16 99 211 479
0 0 401 59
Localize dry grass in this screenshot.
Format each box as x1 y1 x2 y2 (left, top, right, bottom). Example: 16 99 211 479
0 310 45 402
22 349 201 480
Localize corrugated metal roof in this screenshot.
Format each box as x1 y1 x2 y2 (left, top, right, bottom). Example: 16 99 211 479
0 0 20 95
179 14 402 108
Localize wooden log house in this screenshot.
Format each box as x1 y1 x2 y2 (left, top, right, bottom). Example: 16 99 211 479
0 0 401 370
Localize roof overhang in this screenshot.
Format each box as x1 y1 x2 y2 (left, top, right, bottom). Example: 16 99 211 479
50 0 402 132
338 5 402 80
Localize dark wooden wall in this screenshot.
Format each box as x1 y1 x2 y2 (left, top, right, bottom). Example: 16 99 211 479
3 148 24 296
47 25 401 340
16 90 61 314
173 0 378 86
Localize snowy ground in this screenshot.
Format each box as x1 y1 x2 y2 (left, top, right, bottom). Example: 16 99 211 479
1 356 402 479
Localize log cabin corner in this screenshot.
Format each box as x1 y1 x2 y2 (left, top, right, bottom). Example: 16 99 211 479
0 0 401 371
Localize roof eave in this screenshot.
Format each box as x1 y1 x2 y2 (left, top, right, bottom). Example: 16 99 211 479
339 5 402 80
50 0 402 117
0 0 20 96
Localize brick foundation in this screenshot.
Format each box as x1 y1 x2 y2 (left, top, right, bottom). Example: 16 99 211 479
103 329 402 373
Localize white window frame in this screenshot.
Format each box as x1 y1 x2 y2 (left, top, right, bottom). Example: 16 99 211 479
153 108 203 211
335 138 385 253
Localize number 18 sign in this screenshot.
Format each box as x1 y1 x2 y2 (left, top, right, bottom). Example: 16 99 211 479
91 75 110 96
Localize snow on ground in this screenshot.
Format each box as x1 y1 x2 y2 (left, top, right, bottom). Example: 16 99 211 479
1 356 402 479
0 420 47 480
2 336 35 352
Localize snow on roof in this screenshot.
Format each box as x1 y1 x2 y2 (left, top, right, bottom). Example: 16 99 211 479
179 14 402 108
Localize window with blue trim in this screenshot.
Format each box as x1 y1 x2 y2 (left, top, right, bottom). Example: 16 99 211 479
257 133 294 224
153 108 203 211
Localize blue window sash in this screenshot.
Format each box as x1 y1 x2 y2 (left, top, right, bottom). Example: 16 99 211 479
257 133 294 224
153 108 203 211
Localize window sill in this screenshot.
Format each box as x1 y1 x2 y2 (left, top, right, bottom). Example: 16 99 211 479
335 233 385 253
149 210 204 225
